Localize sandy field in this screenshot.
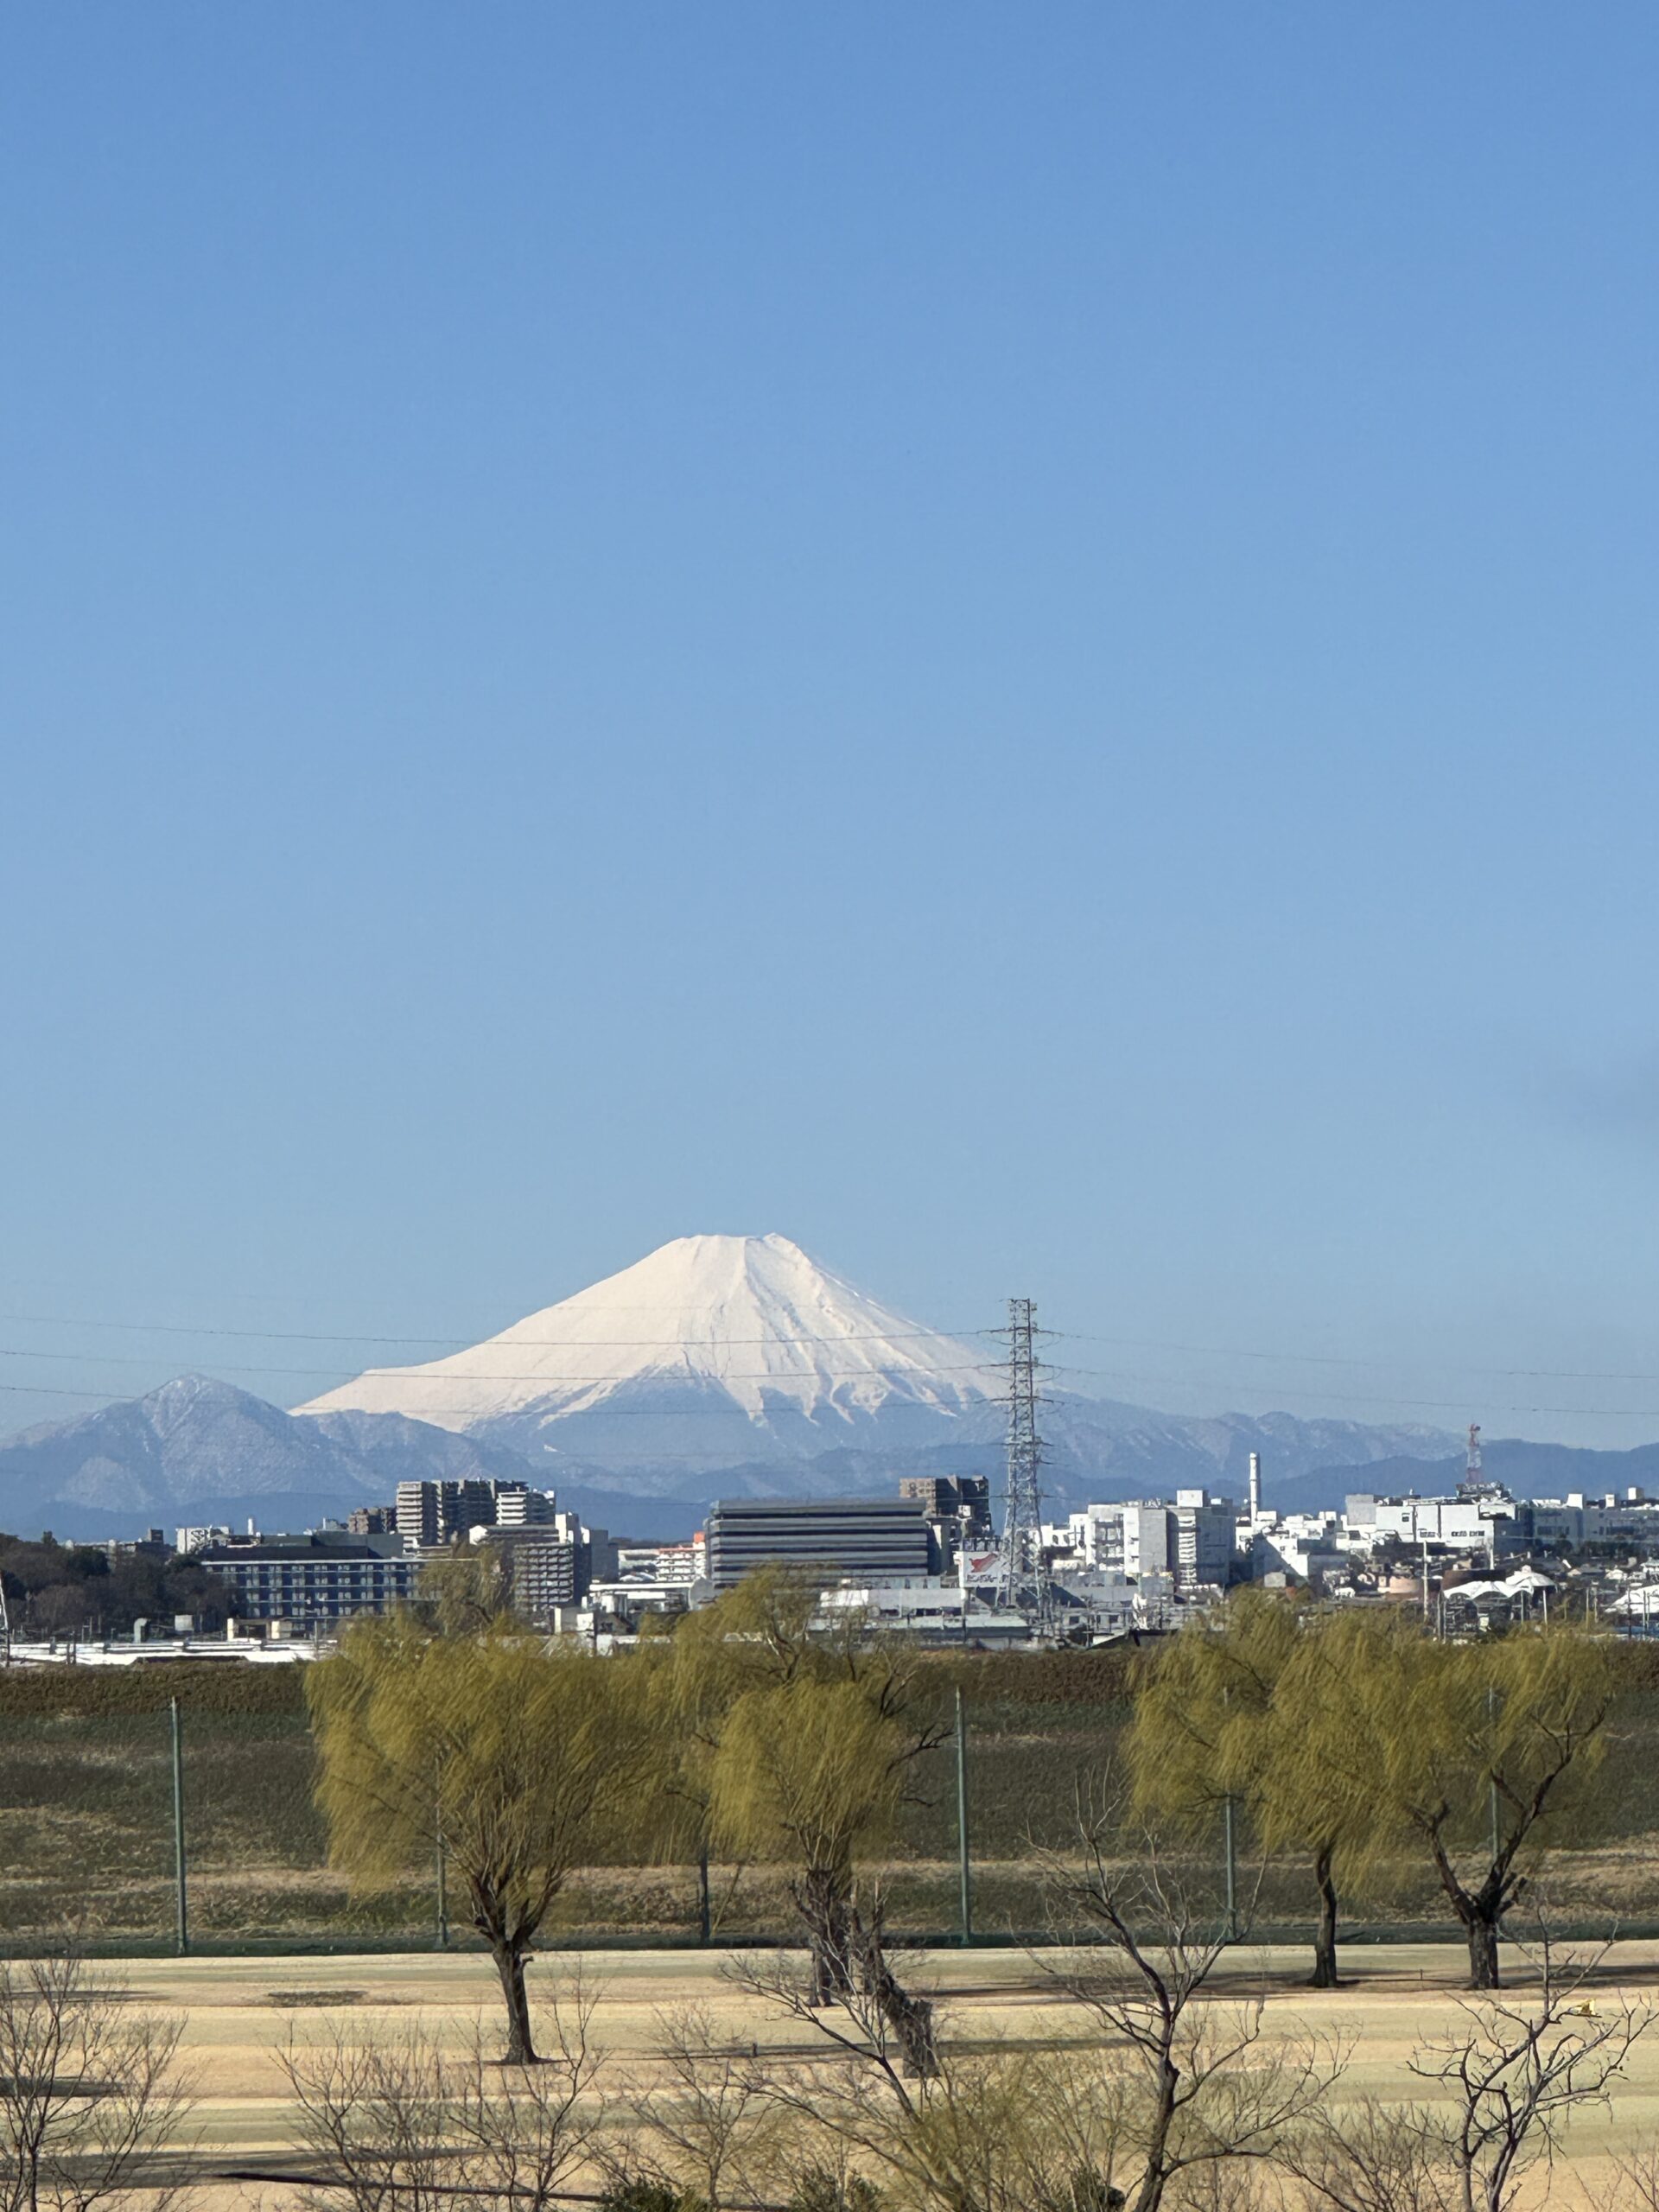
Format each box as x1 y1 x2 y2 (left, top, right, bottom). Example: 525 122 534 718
78 1942 1659 2210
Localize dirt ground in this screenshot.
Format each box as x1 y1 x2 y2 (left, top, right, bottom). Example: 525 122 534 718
94 1942 1659 2210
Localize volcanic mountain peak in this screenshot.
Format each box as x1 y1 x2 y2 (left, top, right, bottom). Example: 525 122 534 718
295 1234 1001 1434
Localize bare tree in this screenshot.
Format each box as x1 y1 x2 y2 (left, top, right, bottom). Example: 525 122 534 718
726 1923 926 2115
1034 1786 1340 2212
1616 2144 1659 2211
1289 1929 1648 2212
729 1807 1331 2212
278 1971 606 2212
723 1980 1295 2212
718 1992 1114 2212
607 2005 781 2212
0 1954 195 2212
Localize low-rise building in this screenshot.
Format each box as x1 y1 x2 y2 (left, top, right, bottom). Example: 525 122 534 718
616 1541 702 1583
1344 1485 1522 1557
1249 1526 1345 1587
817 1576 1034 1643
195 1532 419 1623
175 1524 232 1555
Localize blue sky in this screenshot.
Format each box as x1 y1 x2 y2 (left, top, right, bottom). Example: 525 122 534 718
3 3 1657 1446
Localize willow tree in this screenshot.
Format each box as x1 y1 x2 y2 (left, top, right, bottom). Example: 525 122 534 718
658 1567 938 1901
1255 1604 1408 1988
709 1670 939 2072
1303 1614 1612 1989
1130 1594 1518 1991
630 1568 818 1920
1124 1590 1354 1974
414 1541 521 1637
307 1619 651 2061
672 1571 944 2069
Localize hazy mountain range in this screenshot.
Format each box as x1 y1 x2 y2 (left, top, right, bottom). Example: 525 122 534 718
0 1235 1636 1540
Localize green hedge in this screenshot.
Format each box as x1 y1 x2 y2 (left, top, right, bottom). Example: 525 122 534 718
0 1661 308 1718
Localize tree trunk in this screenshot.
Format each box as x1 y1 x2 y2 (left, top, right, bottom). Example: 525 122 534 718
849 1900 938 2077
1465 1910 1501 1991
492 1937 539 2063
1309 1845 1340 1989
796 1864 853 2006
1426 1820 1505 1993
1126 2054 1179 2212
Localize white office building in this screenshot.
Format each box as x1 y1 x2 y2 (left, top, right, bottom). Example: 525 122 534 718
1065 1501 1174 1578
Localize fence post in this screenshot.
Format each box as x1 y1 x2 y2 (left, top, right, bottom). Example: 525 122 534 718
697 1845 711 1945
435 1825 448 1950
169 1698 188 1955
955 1685 972 1944
1223 1794 1237 1943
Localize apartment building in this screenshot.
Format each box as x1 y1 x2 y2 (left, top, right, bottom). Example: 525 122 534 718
393 1478 555 1549
195 1532 419 1622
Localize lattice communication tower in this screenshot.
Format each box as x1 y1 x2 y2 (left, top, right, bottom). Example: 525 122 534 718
996 1297 1048 1616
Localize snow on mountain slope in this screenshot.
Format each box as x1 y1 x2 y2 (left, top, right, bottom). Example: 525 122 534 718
0 1374 383 1521
296 1234 1002 1439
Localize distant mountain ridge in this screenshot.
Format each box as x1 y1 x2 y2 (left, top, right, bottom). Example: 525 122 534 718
0 1376 1458 1542
0 1235 1488 1539
1278 1437 1659 1518
0 1376 506 1538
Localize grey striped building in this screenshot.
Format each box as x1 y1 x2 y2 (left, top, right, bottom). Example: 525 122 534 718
704 1497 931 1590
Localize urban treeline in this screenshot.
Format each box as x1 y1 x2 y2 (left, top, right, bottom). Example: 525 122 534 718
0 1530 232 1639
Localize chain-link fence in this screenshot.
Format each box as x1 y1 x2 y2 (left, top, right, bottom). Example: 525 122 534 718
3 1651 1659 1954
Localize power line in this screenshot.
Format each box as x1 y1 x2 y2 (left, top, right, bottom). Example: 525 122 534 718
10 1359 1659 1422
0 1310 995 1350
0 1345 1003 1385
1051 1328 1659 1387
0 1377 1004 1411
14 1300 1659 1388
1052 1358 1659 1421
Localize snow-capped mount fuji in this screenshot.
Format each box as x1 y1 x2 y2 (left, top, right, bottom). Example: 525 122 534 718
296 1234 1003 1481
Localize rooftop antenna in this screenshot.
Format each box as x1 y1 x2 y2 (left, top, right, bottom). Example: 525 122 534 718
996 1298 1048 1622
